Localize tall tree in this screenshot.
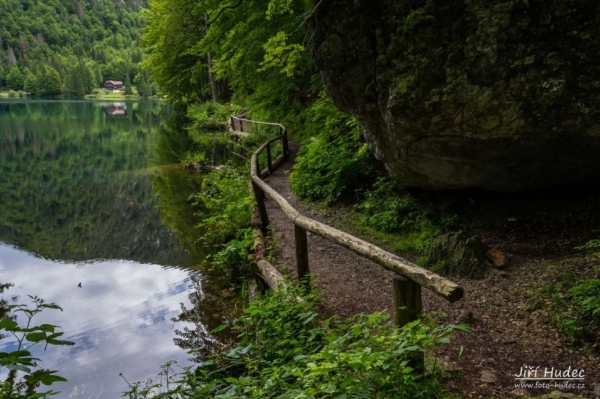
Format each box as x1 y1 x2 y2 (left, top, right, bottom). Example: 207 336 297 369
23 70 37 94
77 3 84 21
124 74 133 95
0 66 6 88
41 67 62 95
7 47 17 66
6 66 24 90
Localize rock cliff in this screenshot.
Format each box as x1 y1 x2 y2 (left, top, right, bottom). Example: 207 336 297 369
312 0 600 191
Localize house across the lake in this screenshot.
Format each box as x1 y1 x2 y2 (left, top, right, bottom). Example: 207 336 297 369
104 80 124 91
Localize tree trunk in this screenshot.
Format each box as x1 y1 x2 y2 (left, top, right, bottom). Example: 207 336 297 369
204 14 218 102
206 51 218 102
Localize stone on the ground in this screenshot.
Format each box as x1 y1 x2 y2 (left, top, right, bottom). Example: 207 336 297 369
455 310 473 325
486 248 507 268
480 370 498 384
510 388 530 397
428 231 488 278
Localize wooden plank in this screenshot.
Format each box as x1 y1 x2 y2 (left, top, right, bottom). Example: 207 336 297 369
295 224 310 287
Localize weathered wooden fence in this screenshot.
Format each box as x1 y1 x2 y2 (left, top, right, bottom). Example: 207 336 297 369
231 115 464 368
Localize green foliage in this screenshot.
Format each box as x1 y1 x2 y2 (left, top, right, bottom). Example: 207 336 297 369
192 165 252 246
187 102 236 137
291 94 377 204
40 68 62 95
0 296 73 398
179 152 208 169
124 286 463 399
23 71 37 95
260 32 305 78
0 0 147 97
213 228 254 278
542 244 600 346
546 277 600 346
354 178 442 235
6 67 24 91
124 75 133 95
142 0 318 124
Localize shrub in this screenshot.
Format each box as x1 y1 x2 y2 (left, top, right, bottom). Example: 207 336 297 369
188 102 240 139
192 165 252 246
291 94 377 204
355 178 433 233
180 151 208 169
124 286 464 399
558 278 600 344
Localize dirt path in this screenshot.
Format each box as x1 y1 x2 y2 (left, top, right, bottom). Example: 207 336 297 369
262 143 600 398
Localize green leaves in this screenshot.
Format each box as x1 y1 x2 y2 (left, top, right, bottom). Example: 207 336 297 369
124 286 459 398
0 295 73 397
260 32 305 77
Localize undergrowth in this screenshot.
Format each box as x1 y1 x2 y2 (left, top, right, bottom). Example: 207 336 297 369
290 94 457 260
192 164 253 247
290 93 377 205
124 286 465 399
187 102 240 139
538 240 600 348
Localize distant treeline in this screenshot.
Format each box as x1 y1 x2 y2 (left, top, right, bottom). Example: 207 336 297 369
0 0 153 96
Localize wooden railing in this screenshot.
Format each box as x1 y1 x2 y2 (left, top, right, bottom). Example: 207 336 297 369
232 115 464 334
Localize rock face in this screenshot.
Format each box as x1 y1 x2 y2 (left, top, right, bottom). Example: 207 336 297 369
311 0 600 191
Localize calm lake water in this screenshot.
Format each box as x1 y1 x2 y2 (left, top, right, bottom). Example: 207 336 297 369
0 100 239 398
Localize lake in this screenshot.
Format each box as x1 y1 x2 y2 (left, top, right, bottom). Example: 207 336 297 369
0 100 239 398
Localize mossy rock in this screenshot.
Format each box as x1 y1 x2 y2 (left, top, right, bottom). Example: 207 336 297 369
428 231 488 279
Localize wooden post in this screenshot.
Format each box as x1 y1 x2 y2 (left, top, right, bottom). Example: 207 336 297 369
393 273 424 373
266 142 273 174
254 149 262 179
252 181 269 230
295 224 309 288
280 126 289 159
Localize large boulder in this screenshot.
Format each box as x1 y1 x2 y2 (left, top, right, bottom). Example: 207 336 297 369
311 0 600 191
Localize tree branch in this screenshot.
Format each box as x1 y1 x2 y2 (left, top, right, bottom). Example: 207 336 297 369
208 0 244 26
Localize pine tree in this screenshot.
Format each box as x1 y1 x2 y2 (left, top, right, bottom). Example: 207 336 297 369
124 74 133 95
35 67 45 95
41 67 62 95
0 66 6 88
64 65 86 97
143 80 153 98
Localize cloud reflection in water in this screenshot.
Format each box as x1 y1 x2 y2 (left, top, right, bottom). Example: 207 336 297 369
0 243 196 399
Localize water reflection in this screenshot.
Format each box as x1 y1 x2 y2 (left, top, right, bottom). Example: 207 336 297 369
101 102 127 116
0 100 241 398
0 243 194 399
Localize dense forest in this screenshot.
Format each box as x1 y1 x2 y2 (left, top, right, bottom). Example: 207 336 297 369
0 0 150 96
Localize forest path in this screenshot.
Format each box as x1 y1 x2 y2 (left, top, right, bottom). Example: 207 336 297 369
261 143 599 398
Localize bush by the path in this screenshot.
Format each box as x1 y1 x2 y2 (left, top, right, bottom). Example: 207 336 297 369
124 286 465 399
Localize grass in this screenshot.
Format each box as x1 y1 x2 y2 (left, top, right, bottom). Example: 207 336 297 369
292 198 439 267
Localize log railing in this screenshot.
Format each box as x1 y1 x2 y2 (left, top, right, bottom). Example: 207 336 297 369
232 115 464 334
